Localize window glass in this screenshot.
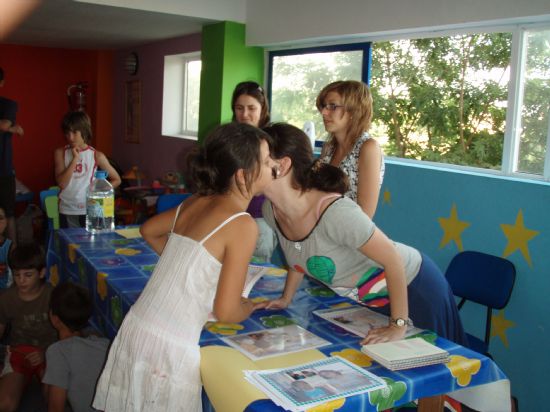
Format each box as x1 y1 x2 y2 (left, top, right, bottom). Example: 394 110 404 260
370 33 512 170
270 50 363 140
517 29 550 175
183 59 202 134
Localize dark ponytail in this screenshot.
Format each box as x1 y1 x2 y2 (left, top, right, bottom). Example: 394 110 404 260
187 123 271 195
263 123 348 194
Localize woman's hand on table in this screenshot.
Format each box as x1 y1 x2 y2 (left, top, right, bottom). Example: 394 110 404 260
262 296 291 310
361 325 406 345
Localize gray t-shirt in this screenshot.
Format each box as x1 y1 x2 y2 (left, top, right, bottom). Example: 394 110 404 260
263 197 421 306
43 335 110 412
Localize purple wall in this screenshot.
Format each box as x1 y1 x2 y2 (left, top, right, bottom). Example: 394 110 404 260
112 33 201 185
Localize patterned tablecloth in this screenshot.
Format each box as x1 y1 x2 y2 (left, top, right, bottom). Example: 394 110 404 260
46 228 511 412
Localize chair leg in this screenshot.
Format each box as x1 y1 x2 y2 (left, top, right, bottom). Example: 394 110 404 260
512 396 519 412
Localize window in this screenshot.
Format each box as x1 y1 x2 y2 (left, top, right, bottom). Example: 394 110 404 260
268 44 370 141
268 23 550 181
162 52 201 139
513 28 550 178
370 32 512 171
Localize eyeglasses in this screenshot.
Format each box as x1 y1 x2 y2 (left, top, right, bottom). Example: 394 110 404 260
319 103 345 112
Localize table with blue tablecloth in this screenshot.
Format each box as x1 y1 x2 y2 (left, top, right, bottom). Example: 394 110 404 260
46 228 511 412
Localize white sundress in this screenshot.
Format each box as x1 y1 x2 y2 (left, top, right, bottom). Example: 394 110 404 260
93 206 249 412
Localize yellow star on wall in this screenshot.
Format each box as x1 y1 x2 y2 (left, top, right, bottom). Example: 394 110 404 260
383 189 392 205
491 310 515 348
501 209 539 267
438 204 470 251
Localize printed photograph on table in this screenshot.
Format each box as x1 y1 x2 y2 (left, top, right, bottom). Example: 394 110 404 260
221 324 330 360
313 306 422 338
244 356 387 412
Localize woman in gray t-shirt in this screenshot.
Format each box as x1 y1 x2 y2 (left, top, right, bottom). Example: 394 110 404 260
262 123 466 346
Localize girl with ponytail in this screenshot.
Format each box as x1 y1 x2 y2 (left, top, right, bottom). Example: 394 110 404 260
261 123 466 346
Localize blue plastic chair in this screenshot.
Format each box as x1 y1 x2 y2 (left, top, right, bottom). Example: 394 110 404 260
40 188 60 211
156 193 192 214
39 188 60 231
445 251 516 356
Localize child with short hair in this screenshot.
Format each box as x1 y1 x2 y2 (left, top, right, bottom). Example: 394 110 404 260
0 207 13 289
0 242 57 411
43 282 109 412
93 123 276 411
54 111 121 228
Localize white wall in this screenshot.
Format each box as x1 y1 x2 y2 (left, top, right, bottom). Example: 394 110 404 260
246 0 550 46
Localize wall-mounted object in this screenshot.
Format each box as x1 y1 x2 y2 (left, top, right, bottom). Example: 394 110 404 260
124 52 139 75
67 82 88 111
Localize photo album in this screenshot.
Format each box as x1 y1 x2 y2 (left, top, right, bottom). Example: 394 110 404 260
222 324 330 361
313 306 422 338
244 356 387 411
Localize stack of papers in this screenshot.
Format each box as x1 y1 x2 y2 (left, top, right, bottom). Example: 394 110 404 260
361 337 450 370
244 356 387 412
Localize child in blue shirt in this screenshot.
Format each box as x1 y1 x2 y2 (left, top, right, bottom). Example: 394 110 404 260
0 207 13 289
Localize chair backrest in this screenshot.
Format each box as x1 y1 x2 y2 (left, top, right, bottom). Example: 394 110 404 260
44 195 60 230
445 251 516 310
40 188 60 211
156 193 192 213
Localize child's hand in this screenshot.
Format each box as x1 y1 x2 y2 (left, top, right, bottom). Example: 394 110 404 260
71 147 81 162
24 350 45 367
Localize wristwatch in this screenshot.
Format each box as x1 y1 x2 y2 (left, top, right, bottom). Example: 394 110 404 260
390 317 412 327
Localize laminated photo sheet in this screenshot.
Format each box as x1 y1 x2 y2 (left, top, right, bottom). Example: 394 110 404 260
244 356 387 412
313 306 422 338
221 325 331 361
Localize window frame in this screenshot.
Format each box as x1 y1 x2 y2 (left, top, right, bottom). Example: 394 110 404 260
267 21 550 183
267 42 372 110
161 51 201 141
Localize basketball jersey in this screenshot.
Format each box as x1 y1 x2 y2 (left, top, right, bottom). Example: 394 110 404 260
59 145 97 215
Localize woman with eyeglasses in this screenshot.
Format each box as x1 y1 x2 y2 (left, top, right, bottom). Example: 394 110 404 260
317 80 384 218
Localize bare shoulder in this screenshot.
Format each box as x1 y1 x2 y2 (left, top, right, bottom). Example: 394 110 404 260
94 150 107 161
360 136 381 151
225 212 257 235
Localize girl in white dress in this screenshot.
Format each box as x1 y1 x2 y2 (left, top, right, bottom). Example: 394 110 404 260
93 123 275 411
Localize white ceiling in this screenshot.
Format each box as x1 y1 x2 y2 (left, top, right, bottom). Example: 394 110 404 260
2 0 247 50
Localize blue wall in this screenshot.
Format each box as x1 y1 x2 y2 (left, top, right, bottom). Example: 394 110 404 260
375 160 550 411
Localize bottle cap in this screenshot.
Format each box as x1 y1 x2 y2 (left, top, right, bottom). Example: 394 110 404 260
95 170 108 179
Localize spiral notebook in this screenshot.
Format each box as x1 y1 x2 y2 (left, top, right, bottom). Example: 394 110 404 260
361 337 449 370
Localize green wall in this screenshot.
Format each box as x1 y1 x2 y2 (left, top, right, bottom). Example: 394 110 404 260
198 21 264 141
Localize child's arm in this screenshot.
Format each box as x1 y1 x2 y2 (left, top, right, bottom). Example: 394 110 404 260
264 269 304 309
96 151 122 189
140 208 179 255
54 147 79 189
47 385 68 412
213 216 263 323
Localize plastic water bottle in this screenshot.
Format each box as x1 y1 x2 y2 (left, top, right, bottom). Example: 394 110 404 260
86 170 115 234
